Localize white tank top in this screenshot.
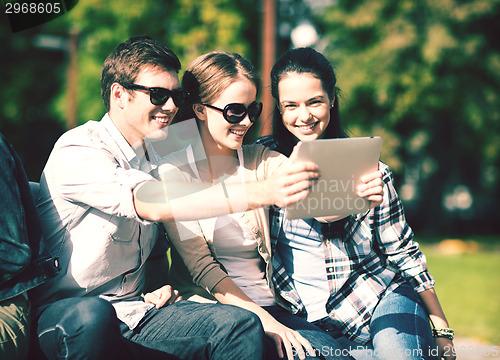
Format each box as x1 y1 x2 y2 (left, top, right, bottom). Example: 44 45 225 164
187 145 276 306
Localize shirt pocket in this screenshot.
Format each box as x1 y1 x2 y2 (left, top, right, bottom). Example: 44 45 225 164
105 216 139 243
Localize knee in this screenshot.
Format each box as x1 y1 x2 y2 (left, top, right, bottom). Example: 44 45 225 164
217 305 263 333
209 305 265 358
206 304 264 344
36 298 120 359
39 297 118 341
67 298 118 336
372 332 428 360
239 308 263 335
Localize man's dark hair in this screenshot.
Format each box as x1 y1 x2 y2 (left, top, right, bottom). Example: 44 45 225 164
100 35 181 111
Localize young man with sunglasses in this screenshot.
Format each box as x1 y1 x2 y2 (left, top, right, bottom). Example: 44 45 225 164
30 36 319 360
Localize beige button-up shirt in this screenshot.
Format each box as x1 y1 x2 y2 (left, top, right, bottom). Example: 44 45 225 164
33 114 162 329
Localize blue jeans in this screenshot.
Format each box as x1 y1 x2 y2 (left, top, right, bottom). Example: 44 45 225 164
264 305 354 360
32 297 265 360
313 284 435 360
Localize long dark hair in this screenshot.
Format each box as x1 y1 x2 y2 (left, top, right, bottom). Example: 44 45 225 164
270 47 346 156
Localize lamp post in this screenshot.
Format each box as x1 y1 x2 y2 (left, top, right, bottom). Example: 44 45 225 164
66 27 78 129
259 0 276 138
259 0 322 138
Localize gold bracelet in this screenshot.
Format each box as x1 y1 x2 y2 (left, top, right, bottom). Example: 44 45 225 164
432 328 454 340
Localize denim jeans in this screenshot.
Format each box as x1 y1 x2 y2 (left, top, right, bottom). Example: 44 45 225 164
32 297 265 360
264 305 354 360
313 284 435 360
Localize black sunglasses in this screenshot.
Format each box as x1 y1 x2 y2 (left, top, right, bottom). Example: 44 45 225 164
124 84 188 107
202 101 263 124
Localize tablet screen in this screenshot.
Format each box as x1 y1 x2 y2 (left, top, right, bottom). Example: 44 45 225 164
285 136 383 219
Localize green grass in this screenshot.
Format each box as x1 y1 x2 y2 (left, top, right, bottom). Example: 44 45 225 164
418 236 500 345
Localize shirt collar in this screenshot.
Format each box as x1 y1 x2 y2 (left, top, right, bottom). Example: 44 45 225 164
101 114 137 162
100 114 160 174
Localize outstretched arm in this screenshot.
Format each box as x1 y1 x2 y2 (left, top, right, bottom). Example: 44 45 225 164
133 159 319 222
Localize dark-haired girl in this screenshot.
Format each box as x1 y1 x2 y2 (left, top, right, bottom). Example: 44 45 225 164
257 47 455 360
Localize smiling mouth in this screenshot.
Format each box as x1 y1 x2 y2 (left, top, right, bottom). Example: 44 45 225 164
229 129 246 136
152 116 170 126
297 122 318 131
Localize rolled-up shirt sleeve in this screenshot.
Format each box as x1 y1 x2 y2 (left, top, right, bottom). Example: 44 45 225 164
45 137 155 223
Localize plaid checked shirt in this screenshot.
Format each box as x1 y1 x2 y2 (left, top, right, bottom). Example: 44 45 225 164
260 137 435 344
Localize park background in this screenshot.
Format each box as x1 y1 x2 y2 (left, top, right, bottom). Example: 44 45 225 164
1 0 499 356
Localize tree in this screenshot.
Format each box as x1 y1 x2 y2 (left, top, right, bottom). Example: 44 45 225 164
1 0 261 179
316 0 500 234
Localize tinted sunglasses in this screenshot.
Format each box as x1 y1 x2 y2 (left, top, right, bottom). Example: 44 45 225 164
202 101 263 124
124 84 188 107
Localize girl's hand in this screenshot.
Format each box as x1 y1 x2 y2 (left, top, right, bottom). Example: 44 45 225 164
435 337 456 360
357 170 384 208
261 317 316 360
267 147 320 208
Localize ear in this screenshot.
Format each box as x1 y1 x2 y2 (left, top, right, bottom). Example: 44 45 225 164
110 83 127 110
330 94 336 108
193 103 207 121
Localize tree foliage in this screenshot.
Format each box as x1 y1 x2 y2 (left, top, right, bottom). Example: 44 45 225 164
1 0 260 178
313 0 500 234
1 0 499 234
56 0 259 125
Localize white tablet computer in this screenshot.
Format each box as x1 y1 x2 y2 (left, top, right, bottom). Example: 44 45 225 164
285 136 383 219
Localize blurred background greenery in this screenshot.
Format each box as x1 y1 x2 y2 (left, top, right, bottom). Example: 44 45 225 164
1 0 499 346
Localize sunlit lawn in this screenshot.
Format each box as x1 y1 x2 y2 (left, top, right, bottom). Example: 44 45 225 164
418 236 500 345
